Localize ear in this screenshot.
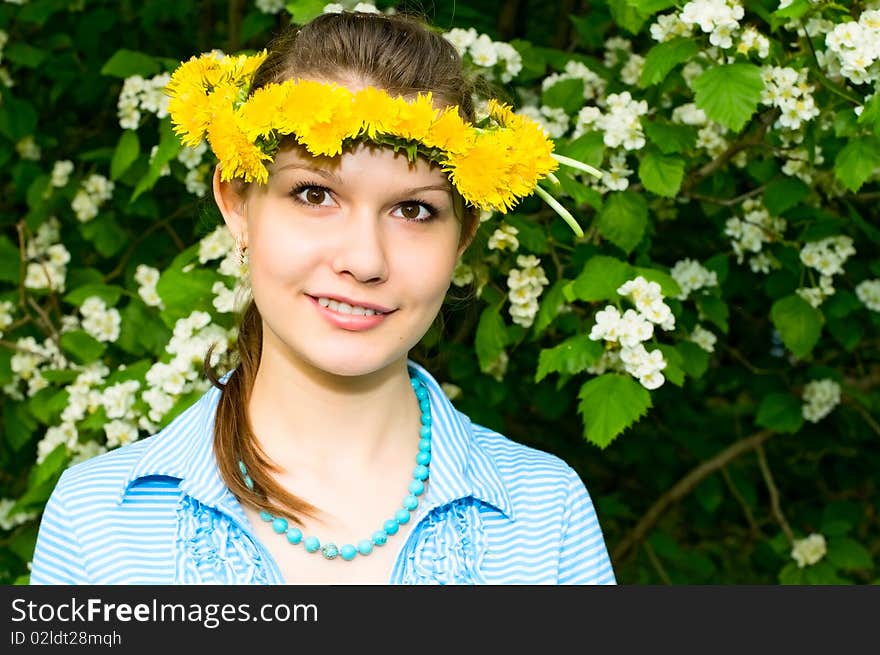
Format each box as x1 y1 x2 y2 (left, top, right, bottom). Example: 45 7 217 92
212 165 248 244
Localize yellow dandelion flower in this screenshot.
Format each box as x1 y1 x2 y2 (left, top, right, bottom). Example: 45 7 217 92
353 86 402 138
299 100 361 157
394 93 437 141
507 120 557 189
277 80 349 137
208 106 270 184
423 107 473 154
239 82 290 141
487 99 517 127
445 133 516 212
169 84 238 147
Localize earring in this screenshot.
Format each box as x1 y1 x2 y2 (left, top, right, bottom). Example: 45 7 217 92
236 237 248 266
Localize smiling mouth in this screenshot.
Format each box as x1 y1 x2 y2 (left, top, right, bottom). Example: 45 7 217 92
313 296 392 316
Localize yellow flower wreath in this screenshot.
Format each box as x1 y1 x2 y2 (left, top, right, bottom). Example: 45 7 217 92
165 51 599 234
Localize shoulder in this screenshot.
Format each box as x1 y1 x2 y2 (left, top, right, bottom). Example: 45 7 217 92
49 436 158 511
469 418 582 490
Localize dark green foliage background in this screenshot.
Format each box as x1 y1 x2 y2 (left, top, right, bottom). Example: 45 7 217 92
0 0 877 585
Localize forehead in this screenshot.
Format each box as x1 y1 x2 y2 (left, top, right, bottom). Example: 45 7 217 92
270 142 450 186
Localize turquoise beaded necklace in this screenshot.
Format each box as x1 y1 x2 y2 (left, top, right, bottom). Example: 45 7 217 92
238 374 432 562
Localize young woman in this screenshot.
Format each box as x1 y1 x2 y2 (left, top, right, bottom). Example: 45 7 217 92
30 10 616 585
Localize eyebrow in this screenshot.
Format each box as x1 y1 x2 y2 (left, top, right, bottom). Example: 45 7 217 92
274 164 453 196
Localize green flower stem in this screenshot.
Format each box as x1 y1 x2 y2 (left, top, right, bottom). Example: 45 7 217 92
552 153 603 178
545 172 560 186
534 184 584 238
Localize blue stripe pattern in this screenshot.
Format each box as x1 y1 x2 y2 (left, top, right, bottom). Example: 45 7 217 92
30 361 616 585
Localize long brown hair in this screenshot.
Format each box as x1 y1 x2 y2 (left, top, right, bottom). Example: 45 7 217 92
205 10 481 525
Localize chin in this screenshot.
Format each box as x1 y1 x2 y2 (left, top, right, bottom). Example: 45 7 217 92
303 352 407 379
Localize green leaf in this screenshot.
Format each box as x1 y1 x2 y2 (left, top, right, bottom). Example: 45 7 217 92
643 120 697 154
117 299 172 356
856 91 880 135
639 38 699 88
59 330 107 364
0 95 38 140
608 0 649 34
131 118 182 201
692 63 764 132
833 137 880 192
79 212 129 258
3 399 37 452
763 177 810 216
638 148 685 197
27 443 70 489
770 294 823 359
0 235 21 283
558 131 606 169
475 303 507 373
156 267 220 324
656 344 684 386
824 289 862 319
778 562 806 585
827 316 863 352
566 255 634 302
111 130 140 181
803 561 851 585
755 393 804 434
285 0 331 23
505 214 548 254
100 48 160 78
577 374 652 448
556 170 604 210
626 0 676 12
694 474 723 514
632 266 682 299
846 203 880 243
596 191 648 254
533 280 568 336
826 538 874 571
542 78 586 115
772 0 812 20
28 388 69 425
677 341 710 379
4 43 47 68
535 334 603 382
63 283 124 308
696 295 729 333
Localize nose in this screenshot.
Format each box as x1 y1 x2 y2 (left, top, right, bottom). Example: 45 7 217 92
331 207 389 284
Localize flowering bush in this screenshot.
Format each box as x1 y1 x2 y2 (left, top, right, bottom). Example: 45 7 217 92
0 0 877 584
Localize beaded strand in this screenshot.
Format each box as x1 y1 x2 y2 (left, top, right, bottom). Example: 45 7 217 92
238 374 432 561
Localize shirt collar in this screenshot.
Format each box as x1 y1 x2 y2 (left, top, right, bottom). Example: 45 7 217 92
407 360 514 520
118 361 514 520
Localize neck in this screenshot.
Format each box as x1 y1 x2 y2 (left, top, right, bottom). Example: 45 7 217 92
246 351 421 477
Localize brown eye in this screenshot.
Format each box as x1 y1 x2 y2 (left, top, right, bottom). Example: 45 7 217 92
400 203 421 219
305 188 326 204
393 202 433 221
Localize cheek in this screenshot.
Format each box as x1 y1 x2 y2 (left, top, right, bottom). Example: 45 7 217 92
395 239 459 300
247 219 317 285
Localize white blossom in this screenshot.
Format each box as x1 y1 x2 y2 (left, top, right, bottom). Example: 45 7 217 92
487 223 519 252
855 279 880 312
790 533 827 568
802 379 841 423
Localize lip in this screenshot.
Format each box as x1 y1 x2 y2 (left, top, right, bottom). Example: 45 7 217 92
306 294 395 331
308 293 394 314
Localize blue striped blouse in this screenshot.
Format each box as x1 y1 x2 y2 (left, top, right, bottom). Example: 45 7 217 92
30 361 616 585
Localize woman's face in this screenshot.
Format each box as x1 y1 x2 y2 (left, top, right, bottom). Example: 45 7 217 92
217 142 467 379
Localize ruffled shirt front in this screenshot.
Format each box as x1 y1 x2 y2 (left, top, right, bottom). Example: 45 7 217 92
30 361 616 585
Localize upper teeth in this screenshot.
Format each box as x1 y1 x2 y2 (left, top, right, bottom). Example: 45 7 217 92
317 297 381 316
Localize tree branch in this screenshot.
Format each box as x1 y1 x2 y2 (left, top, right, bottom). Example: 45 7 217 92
755 443 795 543
612 428 774 563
